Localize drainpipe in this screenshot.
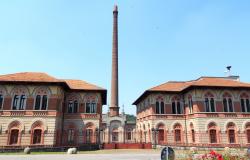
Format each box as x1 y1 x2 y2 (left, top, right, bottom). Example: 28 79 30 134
60 92 66 146
182 95 188 147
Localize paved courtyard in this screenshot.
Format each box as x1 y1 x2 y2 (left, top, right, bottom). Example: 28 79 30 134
0 153 160 160
0 150 162 160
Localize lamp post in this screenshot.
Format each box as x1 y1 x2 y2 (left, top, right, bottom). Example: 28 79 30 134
151 128 159 149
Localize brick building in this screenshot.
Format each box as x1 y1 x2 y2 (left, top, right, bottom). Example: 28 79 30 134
0 72 106 148
133 76 250 147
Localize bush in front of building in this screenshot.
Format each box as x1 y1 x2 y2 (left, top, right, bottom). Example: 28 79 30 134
24 147 31 154
67 148 77 154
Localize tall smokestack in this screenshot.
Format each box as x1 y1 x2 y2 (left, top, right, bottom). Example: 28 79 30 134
110 5 119 116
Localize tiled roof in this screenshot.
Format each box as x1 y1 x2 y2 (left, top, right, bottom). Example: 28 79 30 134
149 77 250 91
133 76 250 105
0 72 105 91
0 72 61 83
64 79 105 90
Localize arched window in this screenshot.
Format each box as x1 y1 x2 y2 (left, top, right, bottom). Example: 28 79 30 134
223 93 234 112
34 95 48 110
227 122 236 144
174 124 182 143
8 121 21 145
12 94 26 110
34 87 50 110
204 92 215 112
208 122 217 143
86 102 97 113
240 93 250 113
172 97 182 114
68 100 78 113
156 100 164 114
0 95 3 110
246 123 250 143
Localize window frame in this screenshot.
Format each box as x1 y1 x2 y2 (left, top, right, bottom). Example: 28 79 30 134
34 95 48 110
209 129 217 144
204 97 216 112
85 102 97 114
241 98 250 113
0 94 4 110
223 97 234 112
155 101 164 114
172 100 183 114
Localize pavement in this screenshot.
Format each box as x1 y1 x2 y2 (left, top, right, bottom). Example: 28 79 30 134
0 153 160 160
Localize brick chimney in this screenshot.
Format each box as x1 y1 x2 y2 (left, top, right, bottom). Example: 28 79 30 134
110 5 119 116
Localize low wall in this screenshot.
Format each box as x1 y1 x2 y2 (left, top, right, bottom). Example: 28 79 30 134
0 144 100 153
103 143 152 149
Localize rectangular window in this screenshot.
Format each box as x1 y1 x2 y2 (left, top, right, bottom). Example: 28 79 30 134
0 95 3 110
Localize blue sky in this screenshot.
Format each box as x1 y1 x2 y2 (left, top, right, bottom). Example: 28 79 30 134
0 0 250 115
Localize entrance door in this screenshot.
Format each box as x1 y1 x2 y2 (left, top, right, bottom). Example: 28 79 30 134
9 129 19 145
112 132 119 142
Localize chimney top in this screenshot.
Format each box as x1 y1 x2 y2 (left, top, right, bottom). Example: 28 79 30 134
113 5 118 12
